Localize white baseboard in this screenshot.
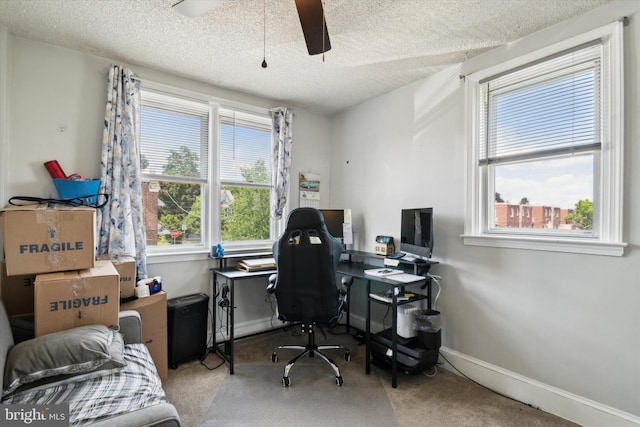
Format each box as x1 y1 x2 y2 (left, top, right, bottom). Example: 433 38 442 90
439 347 640 427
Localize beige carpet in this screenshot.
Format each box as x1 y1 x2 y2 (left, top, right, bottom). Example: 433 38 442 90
163 327 580 427
201 362 399 426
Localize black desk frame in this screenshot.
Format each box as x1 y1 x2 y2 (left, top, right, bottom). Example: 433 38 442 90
210 250 437 386
210 252 274 374
338 251 437 388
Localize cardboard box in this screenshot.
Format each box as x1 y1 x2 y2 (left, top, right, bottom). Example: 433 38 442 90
34 260 120 336
121 291 168 381
0 262 36 316
97 255 136 299
0 204 96 276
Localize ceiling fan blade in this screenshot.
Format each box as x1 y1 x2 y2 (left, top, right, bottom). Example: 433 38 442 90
294 0 331 55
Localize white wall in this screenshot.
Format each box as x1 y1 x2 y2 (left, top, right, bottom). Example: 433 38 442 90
331 2 640 426
1 35 334 337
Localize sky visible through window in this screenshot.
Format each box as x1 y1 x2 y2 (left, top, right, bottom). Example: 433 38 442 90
220 123 271 183
495 155 592 209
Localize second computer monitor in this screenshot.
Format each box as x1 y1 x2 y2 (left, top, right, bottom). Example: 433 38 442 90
400 207 434 259
319 209 345 239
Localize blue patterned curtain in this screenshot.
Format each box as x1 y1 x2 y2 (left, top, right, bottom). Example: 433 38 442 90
271 107 293 219
97 65 147 278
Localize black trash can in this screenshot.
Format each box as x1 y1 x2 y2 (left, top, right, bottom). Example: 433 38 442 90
167 293 209 369
413 309 441 350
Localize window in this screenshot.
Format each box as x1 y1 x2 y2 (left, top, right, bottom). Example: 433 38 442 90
139 86 278 255
464 22 626 256
140 90 209 250
218 108 274 248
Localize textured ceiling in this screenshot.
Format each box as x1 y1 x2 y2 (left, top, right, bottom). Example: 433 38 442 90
0 0 612 115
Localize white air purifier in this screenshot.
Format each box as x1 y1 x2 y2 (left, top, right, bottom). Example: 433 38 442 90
397 304 421 338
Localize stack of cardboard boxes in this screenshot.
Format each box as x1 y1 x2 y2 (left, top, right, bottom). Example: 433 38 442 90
0 204 168 381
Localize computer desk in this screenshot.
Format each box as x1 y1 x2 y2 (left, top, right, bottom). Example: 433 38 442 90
211 252 437 387
337 256 437 388
210 253 275 375
210 267 276 374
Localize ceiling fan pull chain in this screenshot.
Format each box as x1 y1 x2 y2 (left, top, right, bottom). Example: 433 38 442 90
261 0 268 68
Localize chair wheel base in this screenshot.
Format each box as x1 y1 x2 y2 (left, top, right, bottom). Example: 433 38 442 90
271 322 348 387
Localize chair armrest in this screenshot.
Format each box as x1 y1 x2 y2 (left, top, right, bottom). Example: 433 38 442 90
267 273 278 294
118 310 142 344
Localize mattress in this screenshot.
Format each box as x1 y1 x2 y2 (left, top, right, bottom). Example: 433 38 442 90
2 343 168 426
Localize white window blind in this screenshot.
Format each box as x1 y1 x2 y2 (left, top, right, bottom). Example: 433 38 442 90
140 90 209 181
219 108 272 185
479 42 602 166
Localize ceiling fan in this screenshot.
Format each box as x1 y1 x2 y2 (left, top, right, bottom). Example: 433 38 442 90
172 0 331 56
294 0 331 55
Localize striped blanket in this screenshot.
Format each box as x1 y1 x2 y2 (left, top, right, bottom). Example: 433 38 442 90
2 344 168 426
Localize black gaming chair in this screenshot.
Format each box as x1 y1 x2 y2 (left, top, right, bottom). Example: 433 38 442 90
267 207 351 387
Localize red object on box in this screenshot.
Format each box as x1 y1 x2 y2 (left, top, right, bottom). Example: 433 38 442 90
44 160 67 179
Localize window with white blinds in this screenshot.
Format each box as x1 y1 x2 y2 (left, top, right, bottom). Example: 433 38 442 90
140 91 209 181
479 42 602 166
138 90 210 250
217 108 274 246
463 21 626 256
138 85 278 254
219 108 272 185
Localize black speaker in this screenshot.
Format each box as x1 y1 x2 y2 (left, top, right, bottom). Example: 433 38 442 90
217 284 230 307
167 293 209 369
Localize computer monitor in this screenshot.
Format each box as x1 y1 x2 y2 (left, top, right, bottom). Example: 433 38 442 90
400 208 434 259
319 209 345 239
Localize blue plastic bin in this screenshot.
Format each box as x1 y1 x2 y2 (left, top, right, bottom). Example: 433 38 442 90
53 178 101 204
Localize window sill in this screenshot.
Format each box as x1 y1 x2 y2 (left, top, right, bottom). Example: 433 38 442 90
146 244 274 265
146 249 211 264
461 234 626 257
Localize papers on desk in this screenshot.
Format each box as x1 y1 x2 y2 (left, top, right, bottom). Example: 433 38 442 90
364 269 425 283
364 268 404 278
388 273 427 283
237 257 276 272
369 292 410 303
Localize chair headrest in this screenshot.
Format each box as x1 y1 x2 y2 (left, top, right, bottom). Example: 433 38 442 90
286 208 326 230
